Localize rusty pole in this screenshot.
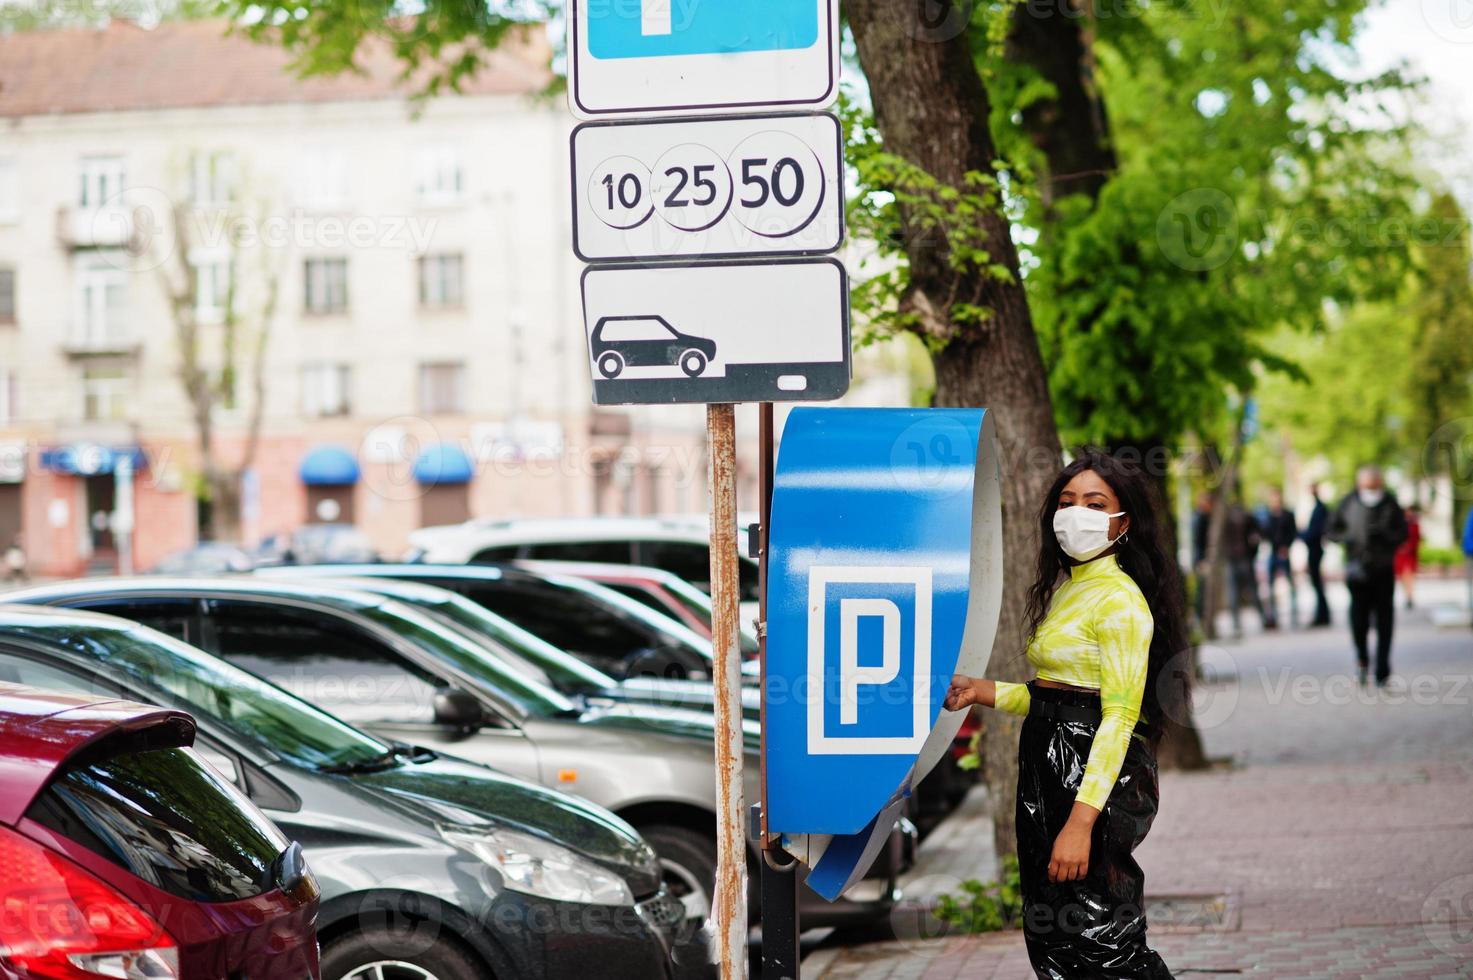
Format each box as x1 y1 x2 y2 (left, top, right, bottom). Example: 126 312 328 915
707 402 749 978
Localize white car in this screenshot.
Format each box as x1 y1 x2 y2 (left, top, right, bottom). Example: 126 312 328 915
407 516 761 618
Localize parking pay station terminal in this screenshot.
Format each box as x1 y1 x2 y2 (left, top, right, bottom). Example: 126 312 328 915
764 407 1003 899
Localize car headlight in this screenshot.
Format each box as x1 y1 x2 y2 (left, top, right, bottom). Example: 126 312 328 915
440 827 636 907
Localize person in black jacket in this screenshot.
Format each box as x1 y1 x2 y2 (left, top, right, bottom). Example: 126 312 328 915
1301 484 1332 626
1262 488 1298 628
1327 466 1409 688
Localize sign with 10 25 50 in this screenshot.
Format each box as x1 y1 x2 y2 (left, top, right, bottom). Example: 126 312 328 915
567 0 850 407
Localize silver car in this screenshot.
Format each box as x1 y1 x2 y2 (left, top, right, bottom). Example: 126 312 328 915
4 577 908 932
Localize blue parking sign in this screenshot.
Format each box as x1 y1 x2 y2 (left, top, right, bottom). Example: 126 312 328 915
587 0 820 59
765 407 1003 876
569 0 839 118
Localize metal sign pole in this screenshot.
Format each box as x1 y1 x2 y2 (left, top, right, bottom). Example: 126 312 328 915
758 401 802 979
707 402 749 978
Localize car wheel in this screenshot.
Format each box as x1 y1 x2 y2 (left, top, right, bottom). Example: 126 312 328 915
322 927 486 980
639 825 715 925
679 349 708 377
598 351 625 378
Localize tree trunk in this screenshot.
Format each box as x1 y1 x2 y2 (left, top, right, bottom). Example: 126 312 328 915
847 0 1064 860
207 469 243 542
1006 0 1118 208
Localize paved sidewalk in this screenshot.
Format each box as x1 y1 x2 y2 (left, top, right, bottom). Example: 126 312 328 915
805 602 1473 978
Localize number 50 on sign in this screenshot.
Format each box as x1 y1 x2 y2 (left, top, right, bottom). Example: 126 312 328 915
570 112 844 263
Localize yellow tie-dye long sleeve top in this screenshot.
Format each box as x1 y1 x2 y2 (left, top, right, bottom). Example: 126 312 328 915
993 554 1154 811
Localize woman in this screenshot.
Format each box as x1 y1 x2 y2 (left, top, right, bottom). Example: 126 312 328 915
945 449 1186 979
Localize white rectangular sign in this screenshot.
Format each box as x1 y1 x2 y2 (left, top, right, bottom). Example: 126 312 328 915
571 113 844 262
581 258 849 405
568 0 840 119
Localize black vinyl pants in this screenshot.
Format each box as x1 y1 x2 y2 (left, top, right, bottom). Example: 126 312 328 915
1017 685 1173 979
1348 566 1396 683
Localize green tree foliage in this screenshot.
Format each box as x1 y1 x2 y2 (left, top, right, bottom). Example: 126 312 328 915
220 0 546 95
1247 194 1473 523
984 0 1422 450
1251 303 1414 485
1406 194 1473 492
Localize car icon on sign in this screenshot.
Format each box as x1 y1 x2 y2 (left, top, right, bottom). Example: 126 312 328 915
592 315 718 379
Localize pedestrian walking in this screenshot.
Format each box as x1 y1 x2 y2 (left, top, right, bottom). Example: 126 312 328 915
1224 499 1267 635
945 449 1182 979
1301 483 1332 626
1394 504 1421 609
1327 466 1408 688
1262 488 1298 628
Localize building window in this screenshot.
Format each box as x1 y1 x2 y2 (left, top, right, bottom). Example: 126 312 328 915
303 257 348 315
298 149 347 210
302 363 351 418
0 370 15 425
81 365 129 421
418 254 464 309
190 151 237 208
0 268 14 324
193 256 231 324
418 362 466 415
414 147 463 205
74 261 129 348
78 156 126 209
0 159 16 224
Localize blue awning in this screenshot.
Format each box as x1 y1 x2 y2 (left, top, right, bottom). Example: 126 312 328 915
39 445 147 477
298 444 360 486
412 442 475 486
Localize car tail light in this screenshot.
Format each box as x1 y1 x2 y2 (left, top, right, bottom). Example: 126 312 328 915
0 824 179 979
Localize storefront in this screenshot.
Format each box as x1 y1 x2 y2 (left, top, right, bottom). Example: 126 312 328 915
299 443 360 524
0 441 24 556
413 442 474 527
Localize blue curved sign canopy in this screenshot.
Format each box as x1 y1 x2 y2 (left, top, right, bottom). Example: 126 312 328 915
298 445 361 487
765 407 1002 898
412 443 475 486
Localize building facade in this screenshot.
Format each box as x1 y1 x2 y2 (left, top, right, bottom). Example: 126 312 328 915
0 20 736 575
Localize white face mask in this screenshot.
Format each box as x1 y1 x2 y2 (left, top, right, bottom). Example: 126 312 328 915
1053 505 1126 562
1358 488 1385 508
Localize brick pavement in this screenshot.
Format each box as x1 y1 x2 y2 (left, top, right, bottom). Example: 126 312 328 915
805 601 1473 979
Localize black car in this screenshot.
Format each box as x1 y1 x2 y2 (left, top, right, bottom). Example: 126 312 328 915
262 562 721 682
591 315 717 379
0 604 682 980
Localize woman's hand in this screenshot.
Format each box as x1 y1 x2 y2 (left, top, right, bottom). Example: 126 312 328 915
1048 806 1098 882
943 675 980 712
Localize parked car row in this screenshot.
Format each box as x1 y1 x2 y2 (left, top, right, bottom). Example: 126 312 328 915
0 607 681 980
1 519 971 978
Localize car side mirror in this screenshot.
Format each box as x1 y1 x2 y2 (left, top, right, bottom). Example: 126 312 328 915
433 687 487 734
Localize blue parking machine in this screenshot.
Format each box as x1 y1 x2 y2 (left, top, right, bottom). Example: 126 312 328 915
764 407 1003 900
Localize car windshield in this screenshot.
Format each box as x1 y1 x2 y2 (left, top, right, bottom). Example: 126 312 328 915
407 593 618 696
356 601 579 717
39 623 393 772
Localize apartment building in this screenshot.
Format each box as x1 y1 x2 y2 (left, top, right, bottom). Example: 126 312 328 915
0 19 730 575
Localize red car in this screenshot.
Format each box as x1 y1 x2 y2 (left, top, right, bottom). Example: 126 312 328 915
0 683 320 980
